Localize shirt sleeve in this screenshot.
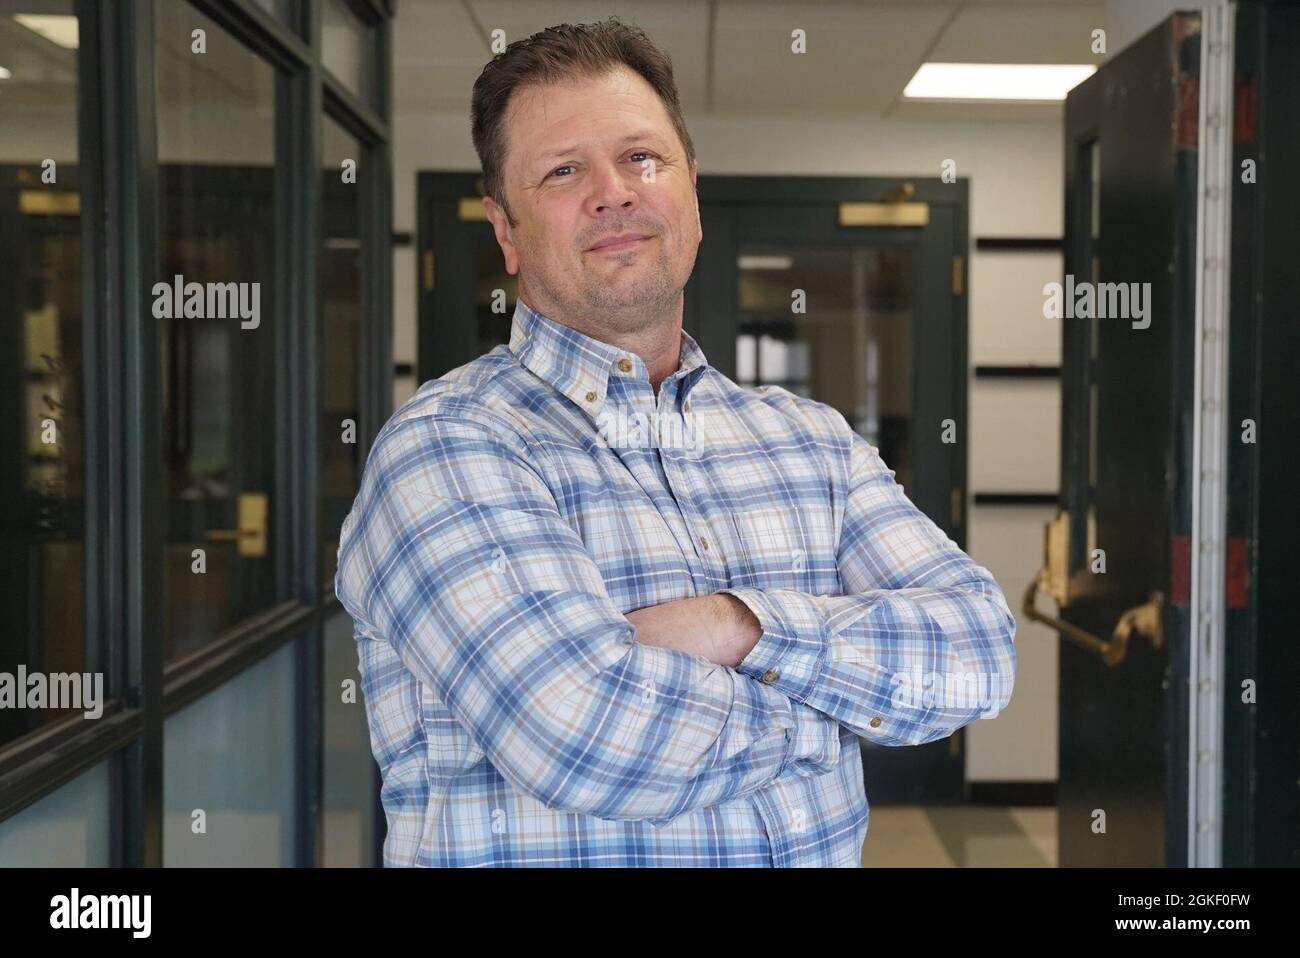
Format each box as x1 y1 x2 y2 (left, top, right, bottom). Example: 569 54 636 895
720 425 1018 747
334 407 845 825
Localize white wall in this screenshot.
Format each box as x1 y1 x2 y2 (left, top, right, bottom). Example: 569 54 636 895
391 106 1066 784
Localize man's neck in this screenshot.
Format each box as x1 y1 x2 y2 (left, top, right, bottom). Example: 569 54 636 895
526 294 684 394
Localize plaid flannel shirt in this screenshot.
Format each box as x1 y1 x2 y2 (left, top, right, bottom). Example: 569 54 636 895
335 298 1017 867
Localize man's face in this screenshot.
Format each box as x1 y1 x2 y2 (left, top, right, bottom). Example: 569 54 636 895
484 65 702 331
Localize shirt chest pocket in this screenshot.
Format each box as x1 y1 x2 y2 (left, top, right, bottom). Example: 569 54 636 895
730 505 838 594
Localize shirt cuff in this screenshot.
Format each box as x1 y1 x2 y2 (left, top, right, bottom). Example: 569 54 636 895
719 587 829 704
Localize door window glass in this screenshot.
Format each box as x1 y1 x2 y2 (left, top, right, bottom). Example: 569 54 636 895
736 244 913 490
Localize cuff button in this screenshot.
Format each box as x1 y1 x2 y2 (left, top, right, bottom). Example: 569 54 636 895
761 669 779 684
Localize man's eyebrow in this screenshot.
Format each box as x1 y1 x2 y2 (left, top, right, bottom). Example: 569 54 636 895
532 130 669 164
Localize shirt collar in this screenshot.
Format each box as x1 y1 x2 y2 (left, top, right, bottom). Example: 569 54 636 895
507 298 709 418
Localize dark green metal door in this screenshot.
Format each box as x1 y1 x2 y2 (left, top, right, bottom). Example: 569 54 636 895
692 176 970 804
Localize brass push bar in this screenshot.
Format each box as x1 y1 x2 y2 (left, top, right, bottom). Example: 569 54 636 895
1022 577 1164 667
1022 510 1165 666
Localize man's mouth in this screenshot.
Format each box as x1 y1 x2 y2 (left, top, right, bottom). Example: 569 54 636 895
588 233 653 253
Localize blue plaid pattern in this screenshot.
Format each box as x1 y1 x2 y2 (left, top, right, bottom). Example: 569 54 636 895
335 298 1017 867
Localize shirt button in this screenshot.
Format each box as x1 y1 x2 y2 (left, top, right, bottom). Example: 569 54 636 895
682 400 692 412
584 390 596 402
761 669 779 684
699 536 709 551
617 357 633 373
869 717 882 728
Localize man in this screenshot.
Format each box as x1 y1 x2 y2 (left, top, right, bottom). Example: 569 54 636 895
336 18 1016 867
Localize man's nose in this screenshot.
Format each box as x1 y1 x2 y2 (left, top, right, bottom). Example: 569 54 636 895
588 161 640 213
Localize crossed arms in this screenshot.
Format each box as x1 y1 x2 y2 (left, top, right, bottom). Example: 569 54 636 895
335 403 1017 826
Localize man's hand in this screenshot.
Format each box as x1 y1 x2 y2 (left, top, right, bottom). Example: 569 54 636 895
625 594 762 668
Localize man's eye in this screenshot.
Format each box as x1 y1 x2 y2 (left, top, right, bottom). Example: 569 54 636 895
546 154 656 180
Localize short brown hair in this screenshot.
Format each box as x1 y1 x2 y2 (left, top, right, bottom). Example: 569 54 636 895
470 17 696 227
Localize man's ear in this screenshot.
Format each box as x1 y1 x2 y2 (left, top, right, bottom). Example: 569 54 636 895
482 194 519 275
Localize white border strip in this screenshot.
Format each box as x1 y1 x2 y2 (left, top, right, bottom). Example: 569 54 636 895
1188 1 1234 868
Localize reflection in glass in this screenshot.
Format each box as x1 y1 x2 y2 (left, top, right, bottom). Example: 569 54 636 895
0 2 87 747
321 115 362 585
155 4 278 662
322 611 377 866
163 639 297 866
736 245 913 489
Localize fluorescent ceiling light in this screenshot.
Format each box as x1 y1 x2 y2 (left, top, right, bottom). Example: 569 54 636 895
904 63 1096 101
738 255 792 271
14 14 80 50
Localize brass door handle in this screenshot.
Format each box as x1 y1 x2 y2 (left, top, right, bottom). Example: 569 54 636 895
205 492 267 557
1022 574 1165 667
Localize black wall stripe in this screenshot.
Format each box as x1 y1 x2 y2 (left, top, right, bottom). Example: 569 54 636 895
975 237 1063 251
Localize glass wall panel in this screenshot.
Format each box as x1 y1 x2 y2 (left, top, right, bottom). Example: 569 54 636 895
0 1 88 747
322 610 375 866
0 0 393 869
321 0 378 108
163 639 297 866
154 2 280 663
0 758 110 866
